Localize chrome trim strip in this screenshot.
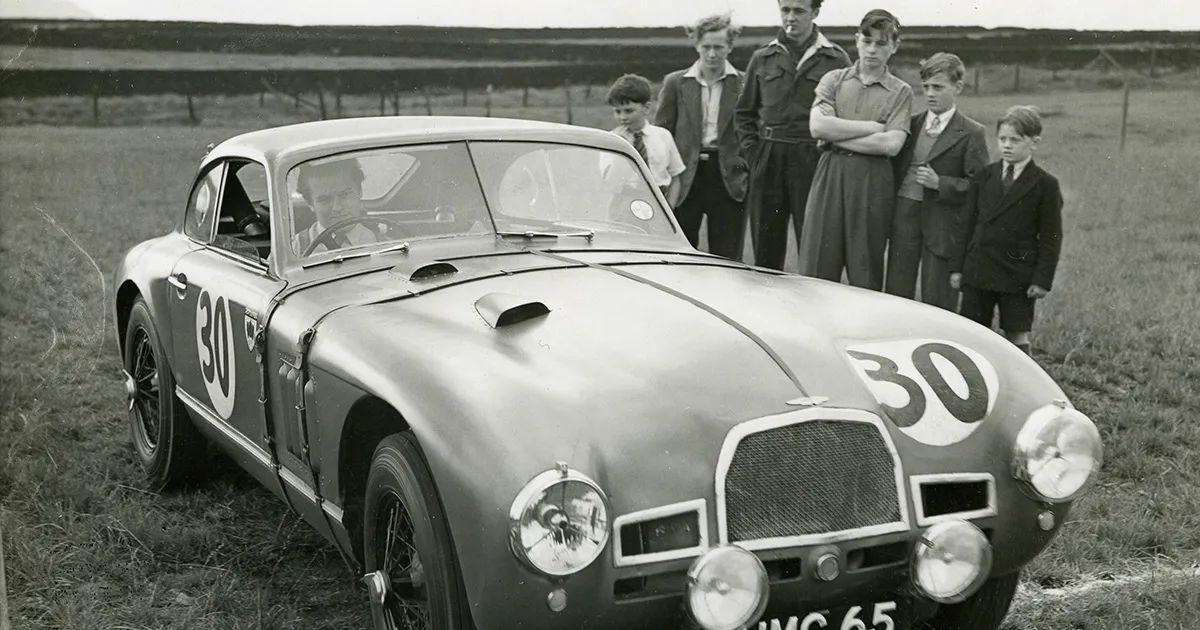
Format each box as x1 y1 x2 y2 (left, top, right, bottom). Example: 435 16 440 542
714 408 911 551
910 473 998 527
176 387 343 523
612 498 708 567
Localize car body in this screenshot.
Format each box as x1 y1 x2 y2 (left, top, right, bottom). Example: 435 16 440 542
113 116 1101 630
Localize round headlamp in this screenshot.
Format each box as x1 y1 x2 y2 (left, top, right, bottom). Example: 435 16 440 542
686 545 769 630
508 464 610 577
912 520 992 604
1012 403 1103 503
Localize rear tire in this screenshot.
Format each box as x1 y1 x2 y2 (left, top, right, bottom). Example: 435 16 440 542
363 432 472 630
124 297 206 490
923 571 1020 630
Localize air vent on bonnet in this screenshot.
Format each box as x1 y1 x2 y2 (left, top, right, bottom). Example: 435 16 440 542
474 293 550 328
390 261 458 281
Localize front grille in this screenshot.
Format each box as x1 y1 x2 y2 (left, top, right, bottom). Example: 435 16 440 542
724 420 901 542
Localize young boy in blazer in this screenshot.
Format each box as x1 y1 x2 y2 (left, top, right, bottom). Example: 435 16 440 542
885 52 989 310
951 105 1064 355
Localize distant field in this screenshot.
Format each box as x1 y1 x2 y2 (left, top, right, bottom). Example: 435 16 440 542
0 45 559 71
1 82 1199 629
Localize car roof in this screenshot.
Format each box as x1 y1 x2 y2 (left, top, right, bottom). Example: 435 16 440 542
204 116 631 169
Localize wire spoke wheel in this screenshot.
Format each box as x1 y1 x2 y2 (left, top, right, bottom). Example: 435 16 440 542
130 328 162 451
363 433 472 630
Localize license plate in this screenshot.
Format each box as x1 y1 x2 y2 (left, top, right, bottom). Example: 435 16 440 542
757 600 901 630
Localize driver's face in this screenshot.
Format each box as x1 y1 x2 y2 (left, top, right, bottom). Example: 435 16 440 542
306 168 364 228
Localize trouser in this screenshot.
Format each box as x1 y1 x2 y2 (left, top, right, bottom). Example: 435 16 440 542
886 197 960 310
675 154 746 261
798 151 895 290
746 140 821 271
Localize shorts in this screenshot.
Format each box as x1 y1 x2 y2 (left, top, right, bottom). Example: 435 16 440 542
959 284 1035 333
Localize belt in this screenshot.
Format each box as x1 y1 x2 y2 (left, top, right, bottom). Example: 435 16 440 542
760 125 814 144
699 148 718 161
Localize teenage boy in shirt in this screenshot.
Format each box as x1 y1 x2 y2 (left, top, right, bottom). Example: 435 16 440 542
799 9 913 290
885 52 989 310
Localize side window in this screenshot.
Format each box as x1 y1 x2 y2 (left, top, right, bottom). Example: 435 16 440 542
211 161 271 263
184 166 222 241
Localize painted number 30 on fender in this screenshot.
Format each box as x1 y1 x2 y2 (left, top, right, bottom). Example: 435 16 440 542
196 288 237 419
847 340 999 446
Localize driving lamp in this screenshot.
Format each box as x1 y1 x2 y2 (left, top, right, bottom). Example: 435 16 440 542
1012 403 1103 502
912 519 992 604
509 464 611 576
686 545 769 630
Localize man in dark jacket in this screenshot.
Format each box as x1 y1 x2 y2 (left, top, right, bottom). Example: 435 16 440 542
734 0 850 271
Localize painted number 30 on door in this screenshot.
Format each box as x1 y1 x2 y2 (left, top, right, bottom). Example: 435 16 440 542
196 288 237 419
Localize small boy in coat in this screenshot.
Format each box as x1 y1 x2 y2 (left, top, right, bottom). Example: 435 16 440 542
885 52 989 310
951 105 1063 355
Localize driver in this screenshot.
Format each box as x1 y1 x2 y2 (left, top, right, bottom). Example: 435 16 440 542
292 158 382 256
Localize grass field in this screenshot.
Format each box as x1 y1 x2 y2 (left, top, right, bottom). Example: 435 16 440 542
1 79 1199 629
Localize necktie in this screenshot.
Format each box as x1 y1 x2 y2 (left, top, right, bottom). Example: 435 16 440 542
632 129 648 164
1002 163 1015 192
926 114 942 137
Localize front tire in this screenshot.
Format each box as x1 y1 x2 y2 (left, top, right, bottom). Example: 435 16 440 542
923 571 1020 630
124 297 207 490
363 433 472 630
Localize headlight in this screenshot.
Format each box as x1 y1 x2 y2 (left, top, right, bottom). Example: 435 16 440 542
686 545 768 630
1012 403 1103 502
912 519 992 604
509 463 611 577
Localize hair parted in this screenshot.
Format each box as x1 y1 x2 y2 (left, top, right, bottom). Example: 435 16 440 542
686 13 741 46
997 105 1044 137
859 8 900 42
920 52 966 83
606 73 653 106
297 158 365 201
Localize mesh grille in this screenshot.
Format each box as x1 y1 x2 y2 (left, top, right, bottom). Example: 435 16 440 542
724 420 901 542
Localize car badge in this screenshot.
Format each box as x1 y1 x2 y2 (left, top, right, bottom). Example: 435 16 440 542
244 310 259 351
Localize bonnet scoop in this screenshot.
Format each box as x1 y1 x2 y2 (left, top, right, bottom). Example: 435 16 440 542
474 293 550 329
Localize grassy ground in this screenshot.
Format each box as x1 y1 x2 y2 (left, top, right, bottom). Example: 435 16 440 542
1 78 1198 629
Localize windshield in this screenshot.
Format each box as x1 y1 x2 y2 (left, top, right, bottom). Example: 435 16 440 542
285 140 674 260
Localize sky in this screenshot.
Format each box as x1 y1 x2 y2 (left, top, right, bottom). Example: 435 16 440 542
2 0 1198 31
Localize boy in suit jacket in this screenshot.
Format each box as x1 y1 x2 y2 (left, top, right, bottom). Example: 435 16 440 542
951 105 1063 355
656 13 748 260
885 53 989 310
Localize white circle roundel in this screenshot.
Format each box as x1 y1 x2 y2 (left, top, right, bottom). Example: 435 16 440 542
846 339 999 446
195 288 237 419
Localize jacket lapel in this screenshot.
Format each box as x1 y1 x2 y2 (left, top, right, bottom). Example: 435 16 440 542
925 111 966 163
984 161 1043 221
717 72 739 135
681 77 702 141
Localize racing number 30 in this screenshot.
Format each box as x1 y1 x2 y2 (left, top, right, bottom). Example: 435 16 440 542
848 342 988 428
198 291 231 397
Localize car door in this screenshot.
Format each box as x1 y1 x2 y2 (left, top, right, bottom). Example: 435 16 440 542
169 159 287 491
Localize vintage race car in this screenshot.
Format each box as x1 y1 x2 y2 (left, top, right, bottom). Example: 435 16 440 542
113 116 1102 630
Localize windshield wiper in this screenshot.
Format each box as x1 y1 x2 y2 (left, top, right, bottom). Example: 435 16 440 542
300 250 374 269
371 241 411 256
497 229 595 242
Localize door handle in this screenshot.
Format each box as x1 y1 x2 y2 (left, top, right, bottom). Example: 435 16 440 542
168 273 188 293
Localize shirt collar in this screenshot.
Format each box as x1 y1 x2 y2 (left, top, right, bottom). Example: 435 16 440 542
847 60 899 90
1004 155 1033 175
684 59 739 81
925 106 956 130
768 30 836 53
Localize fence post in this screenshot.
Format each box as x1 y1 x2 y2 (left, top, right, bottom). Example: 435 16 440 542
1119 82 1130 154
334 77 342 118
564 80 573 125
424 87 433 115
392 90 400 116
186 93 198 124
1013 65 1020 93
91 84 100 125
317 89 327 120
485 84 493 117
379 92 385 116
522 86 529 107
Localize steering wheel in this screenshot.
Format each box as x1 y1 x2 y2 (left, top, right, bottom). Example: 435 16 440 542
302 215 409 257
557 218 650 235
